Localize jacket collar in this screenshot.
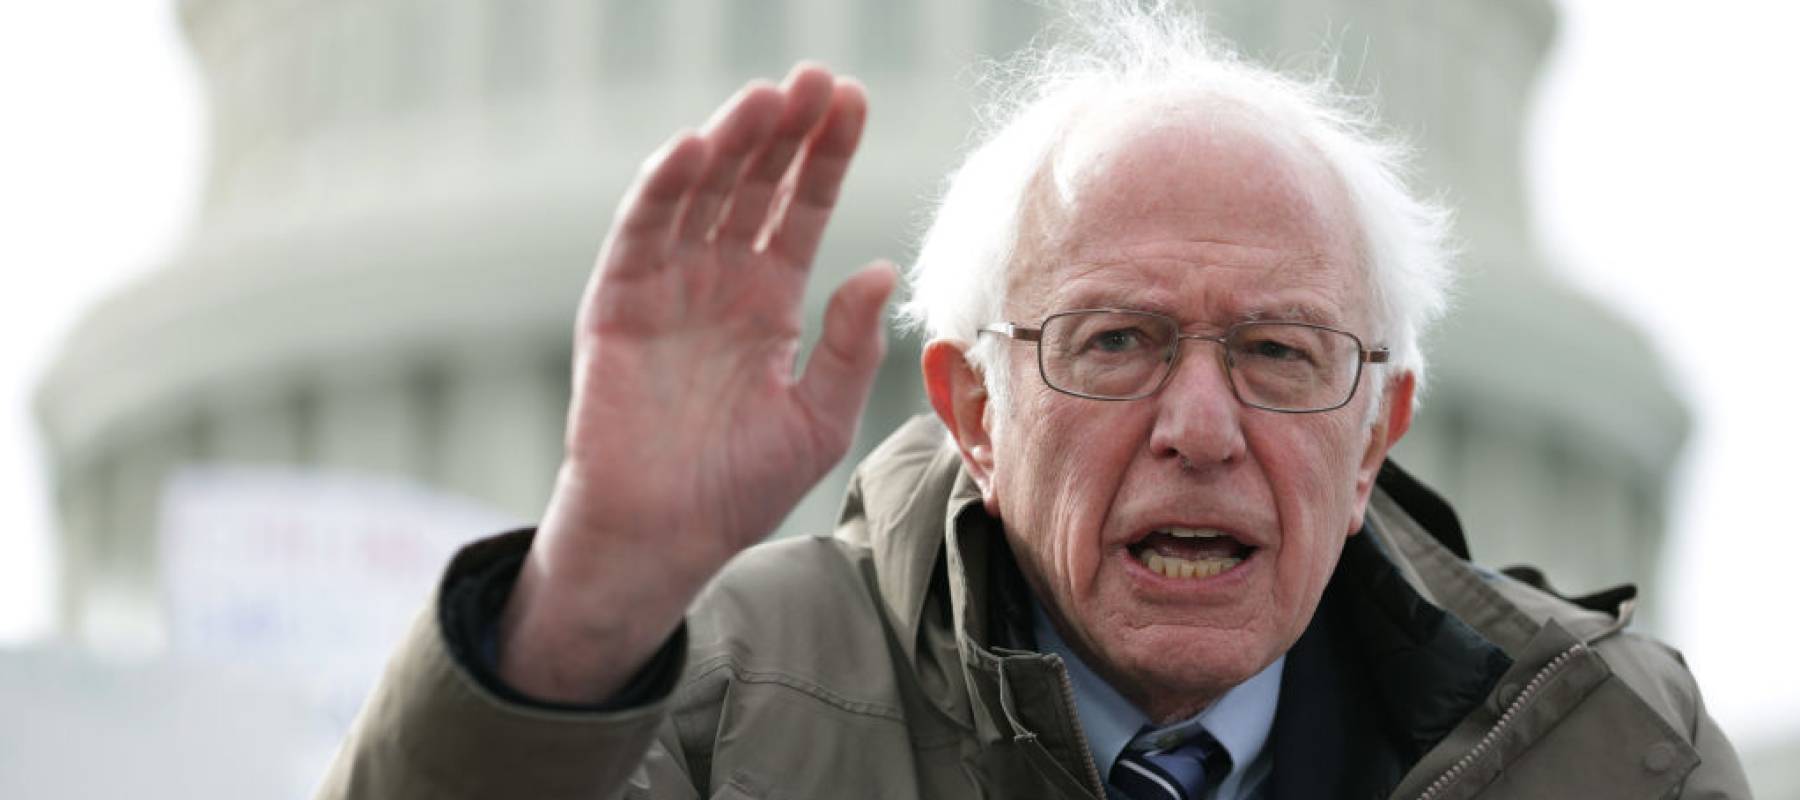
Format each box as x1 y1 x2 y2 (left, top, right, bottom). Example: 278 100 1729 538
1359 461 1633 654
834 416 1084 755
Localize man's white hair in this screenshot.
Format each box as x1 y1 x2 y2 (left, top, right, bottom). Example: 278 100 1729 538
896 1 1455 412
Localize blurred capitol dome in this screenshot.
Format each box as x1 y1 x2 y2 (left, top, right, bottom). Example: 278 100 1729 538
36 0 1685 696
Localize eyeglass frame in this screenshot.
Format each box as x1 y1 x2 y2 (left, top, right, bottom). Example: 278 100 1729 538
978 308 1391 413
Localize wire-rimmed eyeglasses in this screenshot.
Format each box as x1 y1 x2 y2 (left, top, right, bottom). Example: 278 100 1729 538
979 308 1389 413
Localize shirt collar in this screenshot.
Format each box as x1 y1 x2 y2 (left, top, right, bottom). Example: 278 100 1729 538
1032 599 1283 795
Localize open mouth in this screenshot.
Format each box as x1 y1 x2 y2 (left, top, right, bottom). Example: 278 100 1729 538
1127 527 1256 579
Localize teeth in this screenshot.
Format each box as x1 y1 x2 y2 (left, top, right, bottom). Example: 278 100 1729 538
1137 549 1242 579
1161 527 1228 539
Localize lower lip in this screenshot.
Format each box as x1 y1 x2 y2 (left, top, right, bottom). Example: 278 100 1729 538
1121 546 1259 595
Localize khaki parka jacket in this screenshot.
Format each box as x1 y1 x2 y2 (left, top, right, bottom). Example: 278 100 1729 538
318 416 1749 799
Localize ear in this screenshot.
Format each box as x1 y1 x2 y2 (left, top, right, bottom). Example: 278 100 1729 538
922 339 999 511
1347 370 1415 535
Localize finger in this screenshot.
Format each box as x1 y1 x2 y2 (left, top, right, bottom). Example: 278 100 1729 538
601 131 709 280
796 262 897 453
715 64 836 246
768 79 867 266
673 81 783 247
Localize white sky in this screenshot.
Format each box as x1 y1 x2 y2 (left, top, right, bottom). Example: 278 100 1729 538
0 3 202 642
1 0 1795 750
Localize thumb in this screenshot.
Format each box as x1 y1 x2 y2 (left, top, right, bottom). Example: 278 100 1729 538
797 261 898 444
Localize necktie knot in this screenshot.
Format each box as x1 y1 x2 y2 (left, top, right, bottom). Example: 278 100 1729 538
1109 728 1230 800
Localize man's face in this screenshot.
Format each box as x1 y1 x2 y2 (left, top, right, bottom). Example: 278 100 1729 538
981 105 1398 721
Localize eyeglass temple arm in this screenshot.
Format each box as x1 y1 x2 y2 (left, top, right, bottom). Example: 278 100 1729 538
1364 349 1390 364
980 323 1041 342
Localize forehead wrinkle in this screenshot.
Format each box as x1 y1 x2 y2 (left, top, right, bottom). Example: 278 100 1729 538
1029 246 1353 326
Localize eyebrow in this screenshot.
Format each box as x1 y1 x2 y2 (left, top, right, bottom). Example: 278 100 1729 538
1046 287 1344 329
1049 281 1181 317
1240 303 1341 327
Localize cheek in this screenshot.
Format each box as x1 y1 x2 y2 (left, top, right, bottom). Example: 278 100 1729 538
1044 445 1112 589
1259 417 1367 590
995 392 1140 598
1271 413 1366 504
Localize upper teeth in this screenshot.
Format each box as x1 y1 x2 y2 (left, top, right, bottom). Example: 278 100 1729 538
1162 527 1227 539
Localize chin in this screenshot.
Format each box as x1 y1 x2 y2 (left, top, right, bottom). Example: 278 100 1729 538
1099 624 1276 718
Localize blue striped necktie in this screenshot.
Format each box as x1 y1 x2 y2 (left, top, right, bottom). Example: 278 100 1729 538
1109 728 1231 800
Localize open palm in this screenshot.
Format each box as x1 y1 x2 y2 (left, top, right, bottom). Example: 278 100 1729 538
502 65 894 702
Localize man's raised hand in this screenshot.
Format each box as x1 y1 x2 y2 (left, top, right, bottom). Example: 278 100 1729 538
499 64 895 703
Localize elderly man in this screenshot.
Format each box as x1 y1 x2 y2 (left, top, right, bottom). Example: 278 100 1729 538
319 7 1746 799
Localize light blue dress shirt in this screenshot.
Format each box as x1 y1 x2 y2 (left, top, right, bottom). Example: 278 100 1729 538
1033 602 1283 800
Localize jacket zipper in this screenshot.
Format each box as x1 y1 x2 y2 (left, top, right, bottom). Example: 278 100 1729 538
1052 658 1108 797
1414 642 1587 800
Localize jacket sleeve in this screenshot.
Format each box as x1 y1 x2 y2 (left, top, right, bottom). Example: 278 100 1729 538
1676 691 1752 799
312 531 702 800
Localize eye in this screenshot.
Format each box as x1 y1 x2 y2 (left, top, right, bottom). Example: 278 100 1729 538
1086 326 1149 353
1247 338 1306 361
1235 332 1320 365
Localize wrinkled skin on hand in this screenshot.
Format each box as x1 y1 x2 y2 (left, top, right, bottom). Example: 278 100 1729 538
500 64 895 703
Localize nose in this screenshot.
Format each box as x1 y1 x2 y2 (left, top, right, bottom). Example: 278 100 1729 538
1148 338 1247 469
